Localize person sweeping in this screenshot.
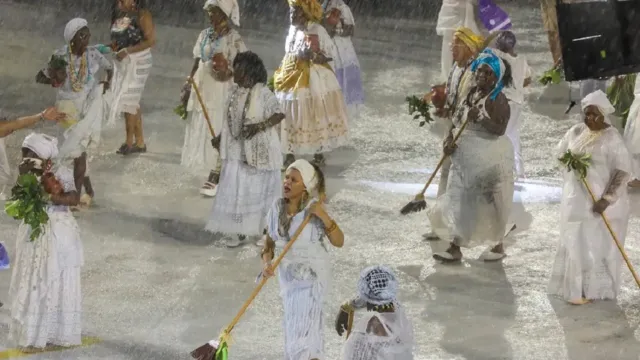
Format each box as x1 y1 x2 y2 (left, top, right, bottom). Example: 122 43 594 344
549 90 635 305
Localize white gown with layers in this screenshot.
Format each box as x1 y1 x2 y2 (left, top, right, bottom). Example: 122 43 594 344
341 307 414 360
181 29 247 173
548 124 632 302
9 166 84 348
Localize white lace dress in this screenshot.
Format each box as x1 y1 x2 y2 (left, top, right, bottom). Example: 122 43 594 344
205 84 283 236
341 306 414 360
428 92 515 247
9 166 84 348
266 199 329 360
325 0 364 120
276 23 350 155
181 29 246 173
548 124 632 302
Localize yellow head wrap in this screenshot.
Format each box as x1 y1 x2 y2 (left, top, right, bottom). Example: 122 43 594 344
288 0 323 23
454 27 485 53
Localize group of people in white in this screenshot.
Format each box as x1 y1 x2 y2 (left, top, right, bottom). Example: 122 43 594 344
0 0 639 359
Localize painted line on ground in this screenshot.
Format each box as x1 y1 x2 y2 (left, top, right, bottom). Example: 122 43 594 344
0 336 101 359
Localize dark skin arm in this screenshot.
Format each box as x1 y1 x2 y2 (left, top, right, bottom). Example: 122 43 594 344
125 10 156 53
181 59 200 106
242 113 286 140
36 70 52 85
475 93 511 136
593 169 630 214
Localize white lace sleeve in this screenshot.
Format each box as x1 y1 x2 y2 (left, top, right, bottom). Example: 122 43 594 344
338 2 355 26
261 86 283 120
54 166 76 193
192 29 206 59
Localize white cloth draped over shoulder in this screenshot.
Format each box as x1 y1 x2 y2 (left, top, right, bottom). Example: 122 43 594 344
204 84 282 236
341 306 414 360
9 166 83 348
623 74 640 179
276 23 349 155
181 29 246 172
548 123 632 302
266 199 329 360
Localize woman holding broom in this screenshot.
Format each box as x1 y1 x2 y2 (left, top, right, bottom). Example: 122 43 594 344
429 48 514 263
274 0 350 168
548 90 633 305
181 0 246 197
205 51 284 248
9 133 83 352
36 18 113 209
261 159 344 360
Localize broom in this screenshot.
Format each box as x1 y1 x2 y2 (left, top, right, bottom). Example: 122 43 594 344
559 150 640 289
188 78 216 137
399 31 502 215
190 213 314 360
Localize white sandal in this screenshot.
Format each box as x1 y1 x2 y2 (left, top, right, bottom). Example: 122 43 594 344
480 249 506 262
200 182 218 197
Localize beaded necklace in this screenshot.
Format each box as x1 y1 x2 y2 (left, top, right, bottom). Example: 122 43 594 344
200 27 223 61
445 60 472 109
67 46 90 92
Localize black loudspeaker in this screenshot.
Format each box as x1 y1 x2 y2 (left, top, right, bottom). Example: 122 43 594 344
556 0 640 81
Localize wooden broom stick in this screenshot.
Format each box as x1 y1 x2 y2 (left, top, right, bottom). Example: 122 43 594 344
221 213 313 336
582 179 640 288
188 77 216 137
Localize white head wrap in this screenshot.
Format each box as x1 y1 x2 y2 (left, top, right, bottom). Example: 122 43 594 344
204 0 240 26
357 265 399 306
22 133 59 160
581 89 615 124
64 18 88 43
287 159 319 193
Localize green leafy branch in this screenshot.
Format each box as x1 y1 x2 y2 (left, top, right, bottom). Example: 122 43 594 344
558 149 591 180
607 74 636 128
539 65 564 86
405 95 433 127
174 104 187 120
267 76 275 92
4 174 50 242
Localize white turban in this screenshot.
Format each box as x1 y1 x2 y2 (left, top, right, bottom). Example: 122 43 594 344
204 0 240 26
287 159 319 193
22 133 59 160
581 89 615 123
64 18 88 43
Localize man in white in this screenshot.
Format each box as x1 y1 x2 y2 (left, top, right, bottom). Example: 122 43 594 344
436 0 482 81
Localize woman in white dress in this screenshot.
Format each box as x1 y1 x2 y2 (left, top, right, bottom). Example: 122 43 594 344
436 0 482 81
181 0 246 197
336 265 414 360
275 0 350 167
492 31 532 179
429 49 514 262
36 18 113 209
548 90 632 305
9 133 83 351
322 0 364 120
261 159 344 360
205 52 284 248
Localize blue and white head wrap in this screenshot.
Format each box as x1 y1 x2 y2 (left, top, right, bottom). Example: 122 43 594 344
471 48 507 100
357 265 398 306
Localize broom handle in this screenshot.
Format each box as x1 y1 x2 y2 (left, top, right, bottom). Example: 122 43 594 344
419 117 471 195
188 77 216 137
223 214 313 334
582 179 640 288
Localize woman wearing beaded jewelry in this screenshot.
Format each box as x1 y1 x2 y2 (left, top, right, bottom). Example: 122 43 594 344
321 0 364 121
335 266 414 360
8 133 84 352
35 18 113 210
429 49 515 263
205 52 283 248
181 0 247 197
548 91 632 305
274 0 350 168
109 0 156 155
261 159 344 360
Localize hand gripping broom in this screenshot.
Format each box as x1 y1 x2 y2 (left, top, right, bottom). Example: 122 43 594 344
189 77 216 138
559 150 640 289
190 213 314 360
399 31 502 215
